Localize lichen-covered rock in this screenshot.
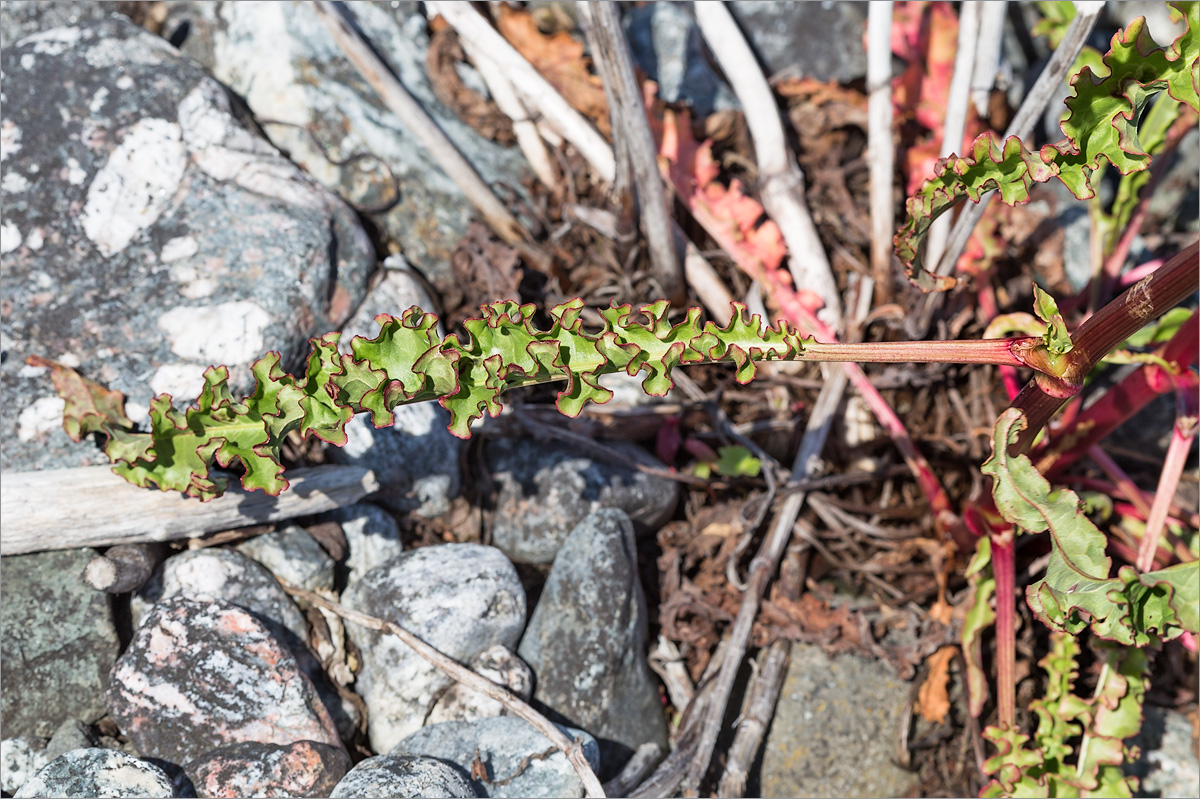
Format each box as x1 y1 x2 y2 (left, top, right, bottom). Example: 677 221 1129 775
326 260 463 518
14 748 174 798
727 1 868 83
43 720 99 763
1 737 49 795
330 755 478 799
0 549 120 737
321 503 403 584
342 545 526 753
0 17 374 473
426 645 532 727
517 509 668 777
159 1 530 298
486 439 679 564
184 740 350 799
394 716 599 799
106 596 341 766
236 525 336 594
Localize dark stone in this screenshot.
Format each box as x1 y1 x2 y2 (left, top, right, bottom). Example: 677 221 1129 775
727 1 868 83
0 548 120 737
185 740 351 799
624 2 738 117
331 754 479 798
13 748 174 798
517 509 668 778
1 17 374 473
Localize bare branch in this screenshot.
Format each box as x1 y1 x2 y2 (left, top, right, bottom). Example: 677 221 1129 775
867 1 897 303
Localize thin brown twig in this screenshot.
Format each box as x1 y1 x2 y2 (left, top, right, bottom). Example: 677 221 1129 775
277 580 606 798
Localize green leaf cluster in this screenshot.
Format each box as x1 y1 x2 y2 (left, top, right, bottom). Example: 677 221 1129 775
981 633 1147 798
895 2 1199 290
36 300 808 500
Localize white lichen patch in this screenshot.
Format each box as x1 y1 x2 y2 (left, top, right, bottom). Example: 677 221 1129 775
89 86 110 114
85 34 173 68
24 228 44 251
82 117 186 257
160 235 199 262
179 279 217 300
1 120 22 162
65 157 87 186
17 26 83 55
149 363 207 401
0 221 21 253
156 300 271 364
17 397 66 443
2 170 31 193
124 400 150 423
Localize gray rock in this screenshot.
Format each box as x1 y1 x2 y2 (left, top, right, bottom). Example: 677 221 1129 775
14 748 174 798
394 716 599 799
322 503 404 584
184 740 350 799
327 259 464 518
1 17 374 474
624 3 739 118
1147 127 1199 235
160 1 531 297
44 720 99 763
427 645 533 727
342 544 526 753
486 439 679 564
0 548 120 737
0 0 119 47
1128 706 1200 799
331 754 478 798
727 1 868 83
237 524 336 593
0 737 49 796
517 509 668 777
759 644 918 798
106 596 342 766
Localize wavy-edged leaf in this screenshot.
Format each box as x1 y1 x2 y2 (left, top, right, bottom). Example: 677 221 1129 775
1032 286 1073 356
26 355 133 442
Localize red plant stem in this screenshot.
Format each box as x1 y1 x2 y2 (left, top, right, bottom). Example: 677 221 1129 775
991 530 1017 729
1009 241 1199 455
1118 257 1164 288
1071 480 1200 529
1088 446 1154 519
802 338 1035 368
1137 399 1199 572
1115 503 1197 565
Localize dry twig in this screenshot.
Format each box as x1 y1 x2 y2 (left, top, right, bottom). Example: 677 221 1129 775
866 1 897 302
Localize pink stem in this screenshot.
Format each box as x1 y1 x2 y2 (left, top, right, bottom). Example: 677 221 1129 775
1137 398 1199 572
1118 257 1164 288
1088 446 1153 519
992 530 1017 729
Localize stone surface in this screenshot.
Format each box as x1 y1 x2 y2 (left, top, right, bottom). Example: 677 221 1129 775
331 754 478 798
0 548 120 737
486 438 679 564
727 1 868 83
236 524 336 593
184 740 350 799
1 16 374 474
624 2 738 118
342 544 526 753
106 596 342 767
517 509 668 777
426 644 533 727
321 503 403 585
14 748 174 798
160 1 531 297
1128 706 1200 799
44 720 99 763
394 716 599 799
759 644 918 798
1 737 49 796
326 259 463 518
0 1 119 47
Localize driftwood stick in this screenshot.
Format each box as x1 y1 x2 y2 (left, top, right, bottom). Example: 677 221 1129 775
0 465 378 556
866 1 896 303
694 1 842 331
279 581 606 799
581 1 685 304
312 1 528 246
83 543 165 594
602 742 663 798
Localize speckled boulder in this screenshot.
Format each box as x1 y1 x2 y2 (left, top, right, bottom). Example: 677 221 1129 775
14 748 174 798
320 503 403 584
106 596 341 766
184 740 350 799
331 755 478 799
486 439 679 564
0 17 373 474
236 524 336 594
426 645 532 727
0 548 120 737
1 737 49 796
342 545 526 754
517 509 668 777
394 716 599 799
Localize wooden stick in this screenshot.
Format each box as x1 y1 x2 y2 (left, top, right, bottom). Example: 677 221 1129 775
83 543 165 594
694 1 843 331
278 581 606 799
866 1 897 305
0 465 378 556
580 2 684 304
312 1 528 246
971 2 1008 117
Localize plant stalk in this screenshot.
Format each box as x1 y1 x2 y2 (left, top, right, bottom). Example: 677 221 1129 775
991 529 1017 729
1137 394 1199 572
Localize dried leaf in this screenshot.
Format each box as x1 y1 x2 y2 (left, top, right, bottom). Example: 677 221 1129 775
915 645 957 724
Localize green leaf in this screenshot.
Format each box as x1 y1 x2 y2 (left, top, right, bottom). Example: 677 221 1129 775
963 537 996 718
26 355 133 442
1032 286 1074 356
713 445 762 478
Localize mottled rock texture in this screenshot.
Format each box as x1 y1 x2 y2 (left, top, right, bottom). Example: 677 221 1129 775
184 740 350 799
330 754 478 798
14 748 174 798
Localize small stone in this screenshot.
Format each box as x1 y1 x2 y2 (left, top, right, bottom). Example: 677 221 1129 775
727 1 868 83
1127 706 1200 799
427 645 533 727
486 439 679 564
759 644 918 798
517 509 668 777
106 596 342 766
44 720 98 762
624 2 738 117
331 755 478 798
394 716 600 799
322 503 404 584
184 740 350 799
0 548 120 737
236 524 335 593
14 748 174 798
343 545 526 754
1 737 49 795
